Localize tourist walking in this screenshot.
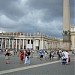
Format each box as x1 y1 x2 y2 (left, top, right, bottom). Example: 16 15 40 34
68 52 70 64
24 50 31 64
51 51 54 60
61 51 70 65
19 50 24 64
67 51 70 64
44 51 48 60
5 49 10 64
64 51 69 64
61 51 67 64
49 51 52 60
57 50 61 60
39 50 44 60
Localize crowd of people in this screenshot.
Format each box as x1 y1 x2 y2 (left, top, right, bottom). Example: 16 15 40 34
4 49 71 65
4 49 31 64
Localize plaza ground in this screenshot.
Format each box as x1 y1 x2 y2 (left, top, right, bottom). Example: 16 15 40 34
0 53 75 75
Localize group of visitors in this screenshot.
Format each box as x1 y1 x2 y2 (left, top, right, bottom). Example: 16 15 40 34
61 50 70 64
5 49 31 64
4 49 70 65
19 50 31 64
57 50 70 64
39 49 70 65
39 49 56 60
49 50 55 60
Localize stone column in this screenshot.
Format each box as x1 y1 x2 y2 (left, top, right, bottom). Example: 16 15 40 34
0 39 1 49
5 39 6 49
52 42 54 49
19 39 20 49
20 39 23 49
30 39 31 44
63 0 70 30
9 39 10 49
12 39 14 49
33 39 35 50
53 42 55 49
23 39 24 49
71 36 75 49
63 0 71 50
1 39 3 49
40 38 43 49
50 41 52 49
16 39 17 49
26 39 28 49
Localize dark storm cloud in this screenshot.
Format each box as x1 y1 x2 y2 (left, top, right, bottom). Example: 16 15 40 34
0 0 27 20
27 0 74 23
0 0 74 38
27 0 63 19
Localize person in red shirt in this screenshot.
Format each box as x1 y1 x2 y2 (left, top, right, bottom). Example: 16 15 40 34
19 50 24 64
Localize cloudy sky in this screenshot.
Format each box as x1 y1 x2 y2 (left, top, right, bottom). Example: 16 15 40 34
0 0 74 38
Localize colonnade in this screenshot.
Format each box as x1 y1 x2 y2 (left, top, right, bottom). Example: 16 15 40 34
0 37 59 50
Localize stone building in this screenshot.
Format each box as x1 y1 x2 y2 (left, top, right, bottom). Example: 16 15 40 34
59 26 75 50
0 26 75 50
0 32 60 50
71 26 75 49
